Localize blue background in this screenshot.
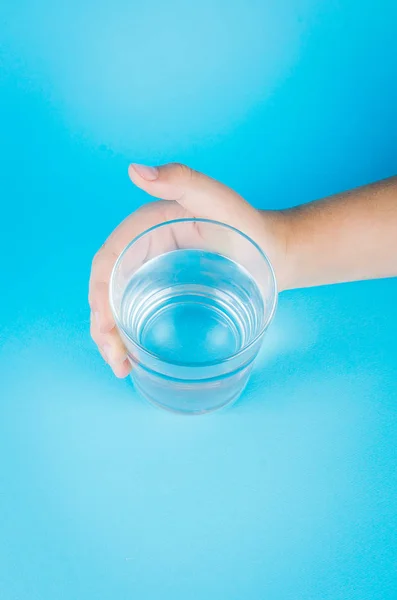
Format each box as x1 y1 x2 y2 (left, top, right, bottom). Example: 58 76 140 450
1 1 397 598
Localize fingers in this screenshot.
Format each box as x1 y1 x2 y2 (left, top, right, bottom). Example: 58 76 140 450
88 203 175 376
89 247 129 377
89 281 115 335
90 311 131 378
89 203 171 332
128 163 260 232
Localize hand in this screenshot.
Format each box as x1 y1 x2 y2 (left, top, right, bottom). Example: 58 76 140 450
89 163 288 377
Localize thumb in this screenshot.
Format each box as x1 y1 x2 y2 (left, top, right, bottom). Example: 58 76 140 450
128 162 259 227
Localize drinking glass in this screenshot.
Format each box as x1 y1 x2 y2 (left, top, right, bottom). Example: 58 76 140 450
109 218 277 414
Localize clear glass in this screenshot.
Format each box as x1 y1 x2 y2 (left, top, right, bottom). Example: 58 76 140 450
109 219 277 414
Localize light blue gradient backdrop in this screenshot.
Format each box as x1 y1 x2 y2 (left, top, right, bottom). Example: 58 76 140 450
1 1 397 599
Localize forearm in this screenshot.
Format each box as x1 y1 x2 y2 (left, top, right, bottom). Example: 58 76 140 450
278 176 397 290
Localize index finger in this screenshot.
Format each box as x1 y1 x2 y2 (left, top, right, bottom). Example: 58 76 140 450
89 244 119 334
88 201 173 334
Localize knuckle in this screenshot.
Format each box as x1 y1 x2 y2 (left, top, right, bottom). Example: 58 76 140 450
91 243 107 269
88 284 95 306
90 322 101 345
171 162 193 182
91 240 109 268
88 281 99 309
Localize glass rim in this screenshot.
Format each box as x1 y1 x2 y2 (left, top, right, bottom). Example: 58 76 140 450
109 217 278 368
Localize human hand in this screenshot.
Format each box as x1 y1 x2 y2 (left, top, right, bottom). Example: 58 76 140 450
89 163 288 377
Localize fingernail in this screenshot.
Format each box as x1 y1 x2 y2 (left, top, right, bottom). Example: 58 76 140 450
130 163 159 181
103 343 112 363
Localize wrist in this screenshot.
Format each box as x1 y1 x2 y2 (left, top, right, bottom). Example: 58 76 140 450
278 208 300 291
258 209 295 293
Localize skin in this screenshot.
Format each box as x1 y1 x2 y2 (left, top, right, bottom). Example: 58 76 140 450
88 163 397 377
